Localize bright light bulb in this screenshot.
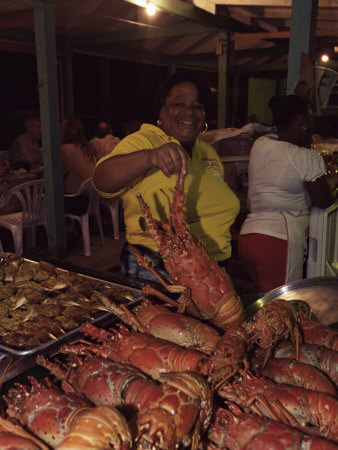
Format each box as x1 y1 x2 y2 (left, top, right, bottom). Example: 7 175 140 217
321 54 329 63
146 2 156 15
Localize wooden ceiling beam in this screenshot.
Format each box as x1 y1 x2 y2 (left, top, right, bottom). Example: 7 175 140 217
58 0 106 30
70 22 218 46
199 1 338 7
0 38 34 53
228 6 256 26
122 0 231 27
259 7 290 19
232 28 338 41
0 9 33 30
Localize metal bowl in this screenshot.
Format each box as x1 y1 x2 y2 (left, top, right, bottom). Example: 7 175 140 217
244 276 338 325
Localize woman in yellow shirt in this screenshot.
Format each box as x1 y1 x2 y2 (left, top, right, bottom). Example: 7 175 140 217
93 71 240 281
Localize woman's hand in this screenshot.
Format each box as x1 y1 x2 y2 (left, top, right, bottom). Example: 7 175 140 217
93 143 188 193
149 143 188 177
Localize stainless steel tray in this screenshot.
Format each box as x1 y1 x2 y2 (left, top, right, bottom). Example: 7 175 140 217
0 260 142 357
244 276 338 325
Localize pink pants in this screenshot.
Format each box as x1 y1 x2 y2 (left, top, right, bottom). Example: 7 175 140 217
238 233 287 293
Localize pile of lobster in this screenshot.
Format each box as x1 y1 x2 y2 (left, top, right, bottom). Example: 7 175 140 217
0 169 337 449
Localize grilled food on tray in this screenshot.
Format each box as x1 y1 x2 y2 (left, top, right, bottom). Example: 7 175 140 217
0 252 136 347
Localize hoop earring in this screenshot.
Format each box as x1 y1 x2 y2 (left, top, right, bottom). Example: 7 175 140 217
156 119 162 127
204 122 208 132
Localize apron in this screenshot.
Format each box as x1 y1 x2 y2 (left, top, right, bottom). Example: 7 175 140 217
280 210 310 283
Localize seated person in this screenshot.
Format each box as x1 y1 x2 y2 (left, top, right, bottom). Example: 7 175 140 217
10 115 42 170
89 121 120 161
122 119 141 137
61 117 96 214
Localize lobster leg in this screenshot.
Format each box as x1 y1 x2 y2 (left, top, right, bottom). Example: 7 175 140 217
127 244 172 287
128 245 202 318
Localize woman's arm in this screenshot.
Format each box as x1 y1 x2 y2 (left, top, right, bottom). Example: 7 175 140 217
305 175 334 209
93 142 188 193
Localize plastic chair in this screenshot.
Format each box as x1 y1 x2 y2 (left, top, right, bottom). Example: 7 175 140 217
64 178 105 256
0 179 45 256
100 197 120 239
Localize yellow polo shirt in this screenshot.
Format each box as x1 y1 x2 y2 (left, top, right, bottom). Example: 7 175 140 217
94 124 240 261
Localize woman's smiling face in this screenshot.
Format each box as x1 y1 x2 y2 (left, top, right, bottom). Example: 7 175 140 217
159 81 205 146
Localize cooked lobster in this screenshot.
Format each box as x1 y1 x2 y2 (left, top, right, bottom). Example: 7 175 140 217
37 353 212 449
298 311 338 351
56 405 132 449
272 340 338 386
244 299 301 365
0 416 48 450
134 169 244 330
101 293 249 384
208 403 338 449
101 291 222 354
78 320 247 386
218 369 338 442
4 376 93 447
251 355 337 396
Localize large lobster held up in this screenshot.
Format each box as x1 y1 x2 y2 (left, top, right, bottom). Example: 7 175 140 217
134 169 244 330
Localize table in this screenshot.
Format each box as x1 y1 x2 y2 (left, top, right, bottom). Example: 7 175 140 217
0 168 42 190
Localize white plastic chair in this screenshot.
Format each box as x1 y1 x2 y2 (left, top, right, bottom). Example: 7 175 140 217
64 178 105 256
0 179 45 256
100 197 120 239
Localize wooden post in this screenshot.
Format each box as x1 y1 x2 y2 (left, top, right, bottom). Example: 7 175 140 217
217 30 228 128
287 0 318 95
33 0 67 257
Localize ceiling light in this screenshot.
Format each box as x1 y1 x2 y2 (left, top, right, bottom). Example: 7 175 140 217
321 54 330 63
146 2 156 15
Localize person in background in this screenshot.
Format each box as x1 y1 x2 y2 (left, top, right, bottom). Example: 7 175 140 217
89 121 120 161
122 119 141 137
61 117 96 214
238 95 333 293
9 115 42 170
93 70 240 281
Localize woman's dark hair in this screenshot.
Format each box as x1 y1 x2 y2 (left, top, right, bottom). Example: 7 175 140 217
268 95 309 131
154 70 211 122
61 117 95 162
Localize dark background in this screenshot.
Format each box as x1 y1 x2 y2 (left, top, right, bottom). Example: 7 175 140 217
0 51 223 150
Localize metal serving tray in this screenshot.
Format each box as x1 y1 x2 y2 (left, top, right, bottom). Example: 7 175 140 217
244 276 338 325
0 260 143 357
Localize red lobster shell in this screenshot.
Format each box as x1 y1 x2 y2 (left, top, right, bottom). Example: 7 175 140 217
245 299 301 365
78 321 246 385
4 376 91 447
251 355 337 396
0 417 48 450
298 311 338 351
208 404 338 450
135 169 244 330
56 405 132 449
218 369 338 442
37 352 212 449
272 340 338 386
100 294 249 384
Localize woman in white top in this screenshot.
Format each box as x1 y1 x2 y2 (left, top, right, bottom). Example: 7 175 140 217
238 95 333 293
